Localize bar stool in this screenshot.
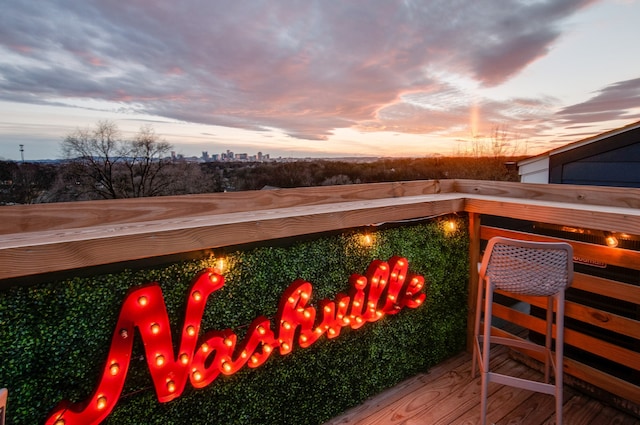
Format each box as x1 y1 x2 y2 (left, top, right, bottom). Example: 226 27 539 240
471 236 573 425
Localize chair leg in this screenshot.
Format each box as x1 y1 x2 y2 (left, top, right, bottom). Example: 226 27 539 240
480 281 493 425
471 278 485 378
545 296 553 383
555 291 565 425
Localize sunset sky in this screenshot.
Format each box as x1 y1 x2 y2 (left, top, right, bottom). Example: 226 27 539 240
1 0 639 161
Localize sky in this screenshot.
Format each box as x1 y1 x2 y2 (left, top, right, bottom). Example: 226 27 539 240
1 0 639 161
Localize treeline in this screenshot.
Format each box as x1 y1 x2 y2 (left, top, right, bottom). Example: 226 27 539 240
1 156 521 205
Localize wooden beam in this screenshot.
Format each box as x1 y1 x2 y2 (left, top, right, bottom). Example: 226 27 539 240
0 194 463 280
466 212 481 353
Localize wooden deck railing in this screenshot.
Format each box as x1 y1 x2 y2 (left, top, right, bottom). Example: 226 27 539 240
1 179 639 413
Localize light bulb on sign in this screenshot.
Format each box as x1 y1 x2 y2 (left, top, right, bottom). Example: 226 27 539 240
604 232 619 248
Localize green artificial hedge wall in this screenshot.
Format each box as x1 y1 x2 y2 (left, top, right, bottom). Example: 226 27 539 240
0 216 469 424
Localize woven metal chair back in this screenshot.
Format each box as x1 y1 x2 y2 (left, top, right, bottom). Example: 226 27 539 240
480 237 573 296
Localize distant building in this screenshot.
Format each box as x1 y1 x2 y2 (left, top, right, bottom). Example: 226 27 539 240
202 151 209 161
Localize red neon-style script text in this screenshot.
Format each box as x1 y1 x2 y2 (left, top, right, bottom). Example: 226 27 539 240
45 256 426 425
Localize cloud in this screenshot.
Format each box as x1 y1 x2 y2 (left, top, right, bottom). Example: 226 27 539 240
0 0 599 142
556 77 640 123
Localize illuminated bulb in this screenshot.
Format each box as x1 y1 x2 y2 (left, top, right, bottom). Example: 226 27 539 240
224 338 234 347
391 272 397 279
96 395 107 410
380 264 387 271
109 363 120 376
150 323 160 334
180 353 189 365
415 299 423 305
137 296 148 306
251 355 259 365
210 274 219 284
216 258 226 272
257 326 266 335
445 220 457 232
281 342 290 351
54 420 65 425
338 301 347 308
376 311 384 318
353 301 361 307
192 370 202 382
328 328 337 336
355 317 363 324
380 279 386 285
398 260 405 266
186 325 196 337
362 234 373 246
388 294 396 301
398 274 404 280
192 291 202 301
300 334 308 343
167 380 176 393
372 277 379 284
155 354 165 367
300 292 309 300
282 321 292 330
263 344 273 354
241 350 248 359
324 305 332 313
222 361 232 373
288 296 296 304
201 343 209 353
604 232 619 248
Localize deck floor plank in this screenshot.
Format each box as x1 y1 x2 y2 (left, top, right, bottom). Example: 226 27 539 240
325 348 639 425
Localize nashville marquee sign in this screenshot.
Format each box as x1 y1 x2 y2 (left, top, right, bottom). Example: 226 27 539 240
46 256 426 424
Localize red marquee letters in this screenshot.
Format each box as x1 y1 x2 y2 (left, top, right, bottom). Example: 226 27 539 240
46 256 425 425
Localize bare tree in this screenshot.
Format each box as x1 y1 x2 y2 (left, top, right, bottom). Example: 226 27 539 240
61 121 175 199
61 120 123 199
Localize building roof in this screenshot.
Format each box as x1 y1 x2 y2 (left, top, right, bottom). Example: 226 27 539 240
519 120 640 166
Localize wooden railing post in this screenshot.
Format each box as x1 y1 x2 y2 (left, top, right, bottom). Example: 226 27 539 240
466 212 481 353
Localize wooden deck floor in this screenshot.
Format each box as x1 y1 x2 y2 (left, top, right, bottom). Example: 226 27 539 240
325 346 639 425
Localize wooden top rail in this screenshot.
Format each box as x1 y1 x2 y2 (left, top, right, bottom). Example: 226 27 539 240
1 179 639 281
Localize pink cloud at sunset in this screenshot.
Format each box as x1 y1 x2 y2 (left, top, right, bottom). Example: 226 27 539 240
0 0 639 160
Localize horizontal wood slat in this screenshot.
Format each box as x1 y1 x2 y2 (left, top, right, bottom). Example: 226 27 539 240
494 289 640 340
453 180 640 209
491 303 640 372
480 226 640 271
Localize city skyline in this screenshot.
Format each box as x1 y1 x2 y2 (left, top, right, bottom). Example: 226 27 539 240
1 1 640 161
